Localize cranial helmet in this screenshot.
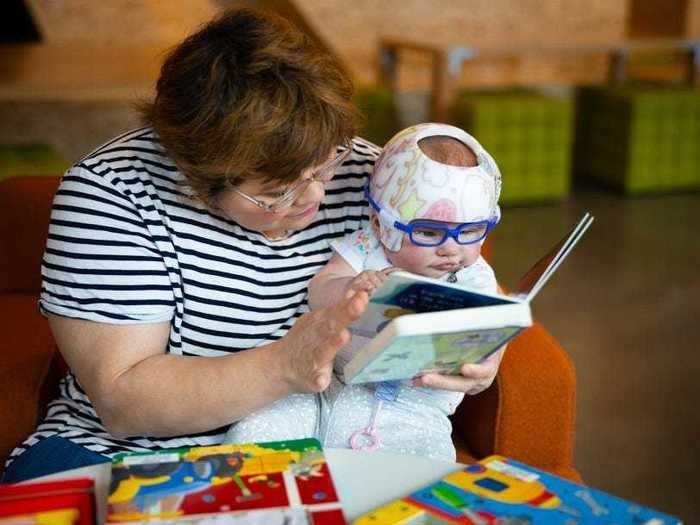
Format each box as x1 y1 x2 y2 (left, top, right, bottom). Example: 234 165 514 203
369 123 502 252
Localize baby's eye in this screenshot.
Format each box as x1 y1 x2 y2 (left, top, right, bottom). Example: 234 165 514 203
414 228 440 238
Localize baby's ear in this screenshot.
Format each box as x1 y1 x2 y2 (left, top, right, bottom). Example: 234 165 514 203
370 214 381 233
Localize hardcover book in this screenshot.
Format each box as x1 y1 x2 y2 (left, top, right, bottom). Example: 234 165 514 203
353 455 682 524
0 477 96 525
106 438 345 524
342 213 594 384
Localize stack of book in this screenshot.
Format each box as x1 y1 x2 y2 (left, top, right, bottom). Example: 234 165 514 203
0 477 96 524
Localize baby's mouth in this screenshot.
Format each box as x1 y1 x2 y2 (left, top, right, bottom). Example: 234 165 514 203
433 262 461 272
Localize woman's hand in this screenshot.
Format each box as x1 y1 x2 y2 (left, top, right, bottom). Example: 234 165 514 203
412 346 506 394
281 291 369 393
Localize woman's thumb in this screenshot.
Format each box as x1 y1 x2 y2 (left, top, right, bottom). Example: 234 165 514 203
335 290 368 326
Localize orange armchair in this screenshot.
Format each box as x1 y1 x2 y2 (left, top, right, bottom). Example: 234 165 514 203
0 175 579 481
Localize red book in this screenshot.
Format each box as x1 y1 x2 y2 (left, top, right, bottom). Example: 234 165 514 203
0 478 95 525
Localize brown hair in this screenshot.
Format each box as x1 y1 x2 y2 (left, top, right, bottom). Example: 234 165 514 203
139 8 360 202
418 136 477 167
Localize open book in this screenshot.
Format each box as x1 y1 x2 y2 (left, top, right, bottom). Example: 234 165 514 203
342 212 594 384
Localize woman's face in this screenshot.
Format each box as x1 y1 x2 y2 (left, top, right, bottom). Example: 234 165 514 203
214 168 326 240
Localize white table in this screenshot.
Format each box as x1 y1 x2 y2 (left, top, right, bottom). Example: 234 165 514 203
34 448 462 523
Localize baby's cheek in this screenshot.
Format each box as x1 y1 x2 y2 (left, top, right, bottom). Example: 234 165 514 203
461 244 482 266
386 243 429 273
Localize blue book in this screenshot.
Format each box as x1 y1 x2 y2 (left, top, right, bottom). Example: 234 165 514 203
353 455 682 524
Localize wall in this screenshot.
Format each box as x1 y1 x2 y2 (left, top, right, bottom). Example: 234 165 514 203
2 0 222 99
294 0 629 88
689 0 700 35
4 0 698 97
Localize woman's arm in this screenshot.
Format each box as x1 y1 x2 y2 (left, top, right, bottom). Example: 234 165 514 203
48 291 368 438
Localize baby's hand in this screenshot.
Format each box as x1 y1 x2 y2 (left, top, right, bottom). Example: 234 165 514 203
346 268 397 297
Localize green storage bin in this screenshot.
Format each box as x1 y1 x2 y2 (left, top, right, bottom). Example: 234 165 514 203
0 144 69 181
452 89 573 205
353 85 400 147
575 85 700 194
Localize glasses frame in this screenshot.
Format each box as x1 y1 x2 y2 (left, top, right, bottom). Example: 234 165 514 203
231 142 353 212
365 185 497 247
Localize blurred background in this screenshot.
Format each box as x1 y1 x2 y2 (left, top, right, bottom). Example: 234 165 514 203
1 0 698 521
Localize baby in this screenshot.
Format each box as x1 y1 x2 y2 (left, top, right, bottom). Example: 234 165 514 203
224 123 502 461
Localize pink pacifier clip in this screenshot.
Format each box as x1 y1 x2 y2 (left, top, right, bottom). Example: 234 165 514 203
349 400 384 451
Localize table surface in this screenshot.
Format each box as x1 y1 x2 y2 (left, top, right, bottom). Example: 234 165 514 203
34 448 462 523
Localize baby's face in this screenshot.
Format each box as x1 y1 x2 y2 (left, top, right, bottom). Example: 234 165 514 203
385 220 483 279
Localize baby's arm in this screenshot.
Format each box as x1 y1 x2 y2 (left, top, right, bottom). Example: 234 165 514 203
308 254 394 310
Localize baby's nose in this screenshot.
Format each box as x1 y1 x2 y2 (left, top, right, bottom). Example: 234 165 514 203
436 237 460 254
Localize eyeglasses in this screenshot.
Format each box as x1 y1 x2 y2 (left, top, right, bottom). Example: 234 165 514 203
231 142 352 212
366 185 497 247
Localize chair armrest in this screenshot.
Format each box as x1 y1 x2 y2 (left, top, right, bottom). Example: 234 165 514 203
453 321 581 482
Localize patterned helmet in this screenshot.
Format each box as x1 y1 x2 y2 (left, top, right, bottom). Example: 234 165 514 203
369 123 501 251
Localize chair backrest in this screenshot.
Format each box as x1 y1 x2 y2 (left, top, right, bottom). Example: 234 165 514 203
0 176 66 472
0 176 61 293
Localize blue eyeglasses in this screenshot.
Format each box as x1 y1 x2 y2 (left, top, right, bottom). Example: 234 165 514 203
365 186 497 247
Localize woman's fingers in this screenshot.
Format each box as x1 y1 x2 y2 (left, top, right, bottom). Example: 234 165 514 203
413 347 506 394
413 370 495 394
329 290 368 328
283 291 369 393
461 348 504 378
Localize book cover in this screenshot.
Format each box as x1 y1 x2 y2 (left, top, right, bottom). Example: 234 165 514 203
343 213 594 384
106 438 345 524
353 455 682 524
0 477 95 525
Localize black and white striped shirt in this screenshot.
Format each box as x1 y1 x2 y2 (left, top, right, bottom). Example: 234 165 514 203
7 127 378 465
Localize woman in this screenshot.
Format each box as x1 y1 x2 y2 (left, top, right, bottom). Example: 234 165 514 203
2 8 502 483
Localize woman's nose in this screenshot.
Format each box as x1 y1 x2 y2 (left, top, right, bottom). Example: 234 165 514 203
293 179 324 206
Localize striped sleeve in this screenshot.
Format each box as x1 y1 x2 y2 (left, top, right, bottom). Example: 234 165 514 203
39 165 176 324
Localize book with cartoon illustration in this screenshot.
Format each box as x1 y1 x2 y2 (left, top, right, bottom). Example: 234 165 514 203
105 438 346 524
353 455 682 524
343 213 594 384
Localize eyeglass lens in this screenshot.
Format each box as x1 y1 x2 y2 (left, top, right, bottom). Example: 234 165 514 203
411 223 488 246
267 145 350 210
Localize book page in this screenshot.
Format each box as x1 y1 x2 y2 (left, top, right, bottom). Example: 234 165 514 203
511 212 594 301
351 272 516 339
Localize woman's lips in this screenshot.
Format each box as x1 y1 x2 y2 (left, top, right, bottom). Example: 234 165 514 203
290 203 319 218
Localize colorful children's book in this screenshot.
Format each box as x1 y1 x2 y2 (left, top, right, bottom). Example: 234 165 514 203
342 213 594 384
0 477 96 525
353 455 682 524
106 438 345 524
